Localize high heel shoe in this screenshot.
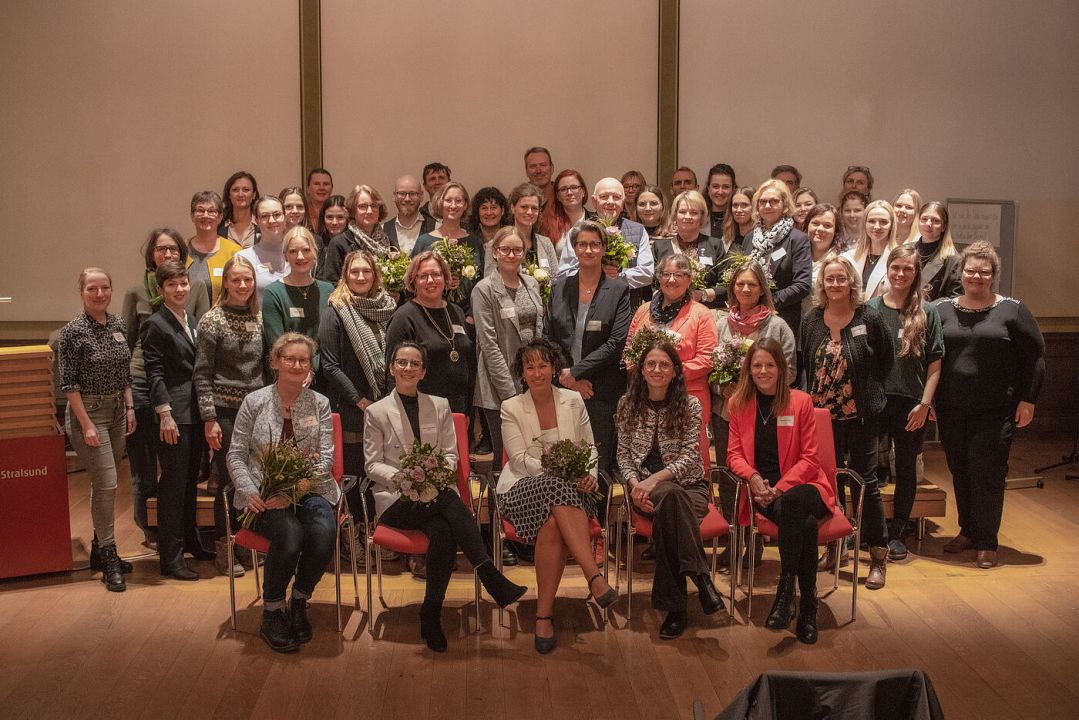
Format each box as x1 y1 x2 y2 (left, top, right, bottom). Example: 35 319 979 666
534 615 556 654
477 561 527 608
589 573 619 609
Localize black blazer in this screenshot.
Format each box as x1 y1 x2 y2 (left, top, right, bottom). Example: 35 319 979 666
653 233 730 309
742 226 812 338
383 215 435 249
141 306 199 424
317 305 382 434
545 273 631 402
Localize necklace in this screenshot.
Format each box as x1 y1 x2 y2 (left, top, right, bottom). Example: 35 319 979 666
418 302 459 362
757 397 774 424
294 283 311 301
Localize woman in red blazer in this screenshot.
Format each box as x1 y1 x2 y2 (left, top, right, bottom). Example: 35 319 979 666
726 337 834 644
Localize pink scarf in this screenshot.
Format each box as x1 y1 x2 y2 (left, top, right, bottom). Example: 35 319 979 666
726 304 772 337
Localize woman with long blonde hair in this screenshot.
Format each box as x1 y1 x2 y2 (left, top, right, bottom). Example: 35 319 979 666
842 199 898 299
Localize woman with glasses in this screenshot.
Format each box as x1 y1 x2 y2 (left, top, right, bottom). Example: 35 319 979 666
742 179 812 342
799 255 894 588
913 201 962 301
472 228 544 471
228 333 339 653
620 170 647 223
122 229 209 549
236 196 291 303
626 253 718 463
541 169 592 256
187 191 242 305
936 242 1044 569
365 342 527 652
320 185 396 285
483 183 558 277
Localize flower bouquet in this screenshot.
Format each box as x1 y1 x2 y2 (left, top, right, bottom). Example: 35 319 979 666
718 252 777 290
622 323 677 369
538 438 599 499
433 238 477 304
685 254 708 290
524 261 552 301
708 336 754 388
238 434 317 528
378 252 410 294
598 219 636 269
392 440 457 504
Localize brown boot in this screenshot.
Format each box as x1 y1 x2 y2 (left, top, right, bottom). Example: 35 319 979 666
865 546 888 590
817 542 850 572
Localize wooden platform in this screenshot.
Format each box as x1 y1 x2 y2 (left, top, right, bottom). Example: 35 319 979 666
3 434 1079 719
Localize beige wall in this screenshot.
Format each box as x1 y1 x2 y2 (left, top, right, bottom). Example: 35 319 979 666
679 0 1079 316
0 1 301 323
320 0 659 212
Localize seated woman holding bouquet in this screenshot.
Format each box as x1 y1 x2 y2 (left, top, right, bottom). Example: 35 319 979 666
227 332 339 653
364 341 527 652
498 338 619 654
616 339 725 640
726 338 834 644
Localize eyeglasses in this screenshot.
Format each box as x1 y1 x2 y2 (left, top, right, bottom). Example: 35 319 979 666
758 198 783 207
644 360 673 371
258 211 284 221
393 358 423 369
193 207 220 217
575 241 604 252
822 276 851 286
394 191 422 199
279 355 311 368
660 272 689 281
355 203 379 212
153 245 180 255
558 185 583 194
962 268 993 278
847 165 871 173
498 247 525 256
417 272 443 281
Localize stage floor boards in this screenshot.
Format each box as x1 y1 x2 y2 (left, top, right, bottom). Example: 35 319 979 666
3 434 1079 719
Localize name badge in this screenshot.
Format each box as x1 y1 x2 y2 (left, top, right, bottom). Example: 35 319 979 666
245 321 259 333
770 247 787 261
295 415 317 430
289 307 305 318
700 255 713 266
777 415 795 427
898 328 904 340
213 267 224 277
586 320 602 331
539 259 550 268
452 324 466 335
851 324 867 337
112 332 125 343
499 307 516 320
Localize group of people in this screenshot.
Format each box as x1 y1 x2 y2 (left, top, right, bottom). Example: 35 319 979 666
56 150 1045 653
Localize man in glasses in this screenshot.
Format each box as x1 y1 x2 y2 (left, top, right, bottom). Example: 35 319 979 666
384 175 436 256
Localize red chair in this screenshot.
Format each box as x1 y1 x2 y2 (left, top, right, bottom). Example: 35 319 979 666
614 434 735 619
725 407 865 622
226 412 361 633
358 413 481 636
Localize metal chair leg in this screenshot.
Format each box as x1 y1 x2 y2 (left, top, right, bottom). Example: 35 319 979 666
747 525 757 619
335 526 343 633
228 536 237 631
626 530 634 620
364 535 374 637
348 520 360 607
376 546 384 606
252 549 261 599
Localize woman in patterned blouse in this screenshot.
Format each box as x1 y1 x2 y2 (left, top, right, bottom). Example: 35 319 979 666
57 268 137 593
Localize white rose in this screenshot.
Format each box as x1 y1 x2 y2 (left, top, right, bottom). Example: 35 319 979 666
461 265 477 279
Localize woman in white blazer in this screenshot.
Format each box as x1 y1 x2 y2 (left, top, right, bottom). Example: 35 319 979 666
498 338 618 653
841 199 898 299
364 341 526 652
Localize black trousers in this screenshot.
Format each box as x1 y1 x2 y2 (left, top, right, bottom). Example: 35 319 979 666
936 404 1015 551
211 407 240 540
645 481 710 612
380 489 491 607
759 484 829 597
482 407 505 472
878 395 928 534
831 416 889 548
156 423 205 572
584 396 617 521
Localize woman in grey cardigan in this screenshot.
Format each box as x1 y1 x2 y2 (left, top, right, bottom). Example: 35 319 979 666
227 332 340 653
471 226 545 471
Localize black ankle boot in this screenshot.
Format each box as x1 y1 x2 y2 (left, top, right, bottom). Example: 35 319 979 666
692 573 726 615
796 598 818 644
765 573 796 629
260 608 298 653
99 544 126 592
419 601 448 652
91 536 133 574
477 561 527 608
290 598 312 644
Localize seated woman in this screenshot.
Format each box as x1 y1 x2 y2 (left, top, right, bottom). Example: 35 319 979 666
364 342 527 652
616 339 724 640
498 339 618 654
726 338 834 645
227 333 339 654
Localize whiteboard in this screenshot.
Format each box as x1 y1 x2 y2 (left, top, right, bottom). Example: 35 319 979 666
946 199 1017 296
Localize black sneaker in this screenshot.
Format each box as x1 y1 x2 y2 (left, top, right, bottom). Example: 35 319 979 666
290 598 313 645
260 609 299 653
887 538 909 561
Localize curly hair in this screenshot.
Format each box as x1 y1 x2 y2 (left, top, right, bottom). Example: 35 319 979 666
614 340 693 438
512 337 565 389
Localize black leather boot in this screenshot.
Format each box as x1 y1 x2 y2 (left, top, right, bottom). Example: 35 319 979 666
99 544 126 592
260 608 298 653
796 597 819 644
476 561 527 608
693 573 726 615
764 573 796 629
290 597 312 645
91 535 132 574
419 600 448 652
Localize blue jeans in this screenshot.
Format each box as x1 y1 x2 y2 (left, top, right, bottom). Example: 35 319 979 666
254 494 337 603
128 377 159 531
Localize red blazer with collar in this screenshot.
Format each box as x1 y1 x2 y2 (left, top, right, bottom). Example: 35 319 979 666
726 389 834 524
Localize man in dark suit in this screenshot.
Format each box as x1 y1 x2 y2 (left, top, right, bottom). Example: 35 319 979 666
383 174 435 256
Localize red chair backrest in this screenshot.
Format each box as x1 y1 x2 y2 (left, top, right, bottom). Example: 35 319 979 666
331 412 344 485
451 413 473 508
812 407 838 494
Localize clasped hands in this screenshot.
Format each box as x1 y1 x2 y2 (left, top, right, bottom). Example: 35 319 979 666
629 475 660 513
244 492 292 514
749 473 779 508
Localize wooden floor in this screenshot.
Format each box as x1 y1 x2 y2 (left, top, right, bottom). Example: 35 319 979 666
3 434 1079 720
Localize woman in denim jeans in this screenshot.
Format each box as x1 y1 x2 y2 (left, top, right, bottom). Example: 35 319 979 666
227 333 339 653
58 267 137 592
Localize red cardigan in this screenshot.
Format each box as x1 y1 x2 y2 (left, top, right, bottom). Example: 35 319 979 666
626 300 717 391
726 389 835 524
